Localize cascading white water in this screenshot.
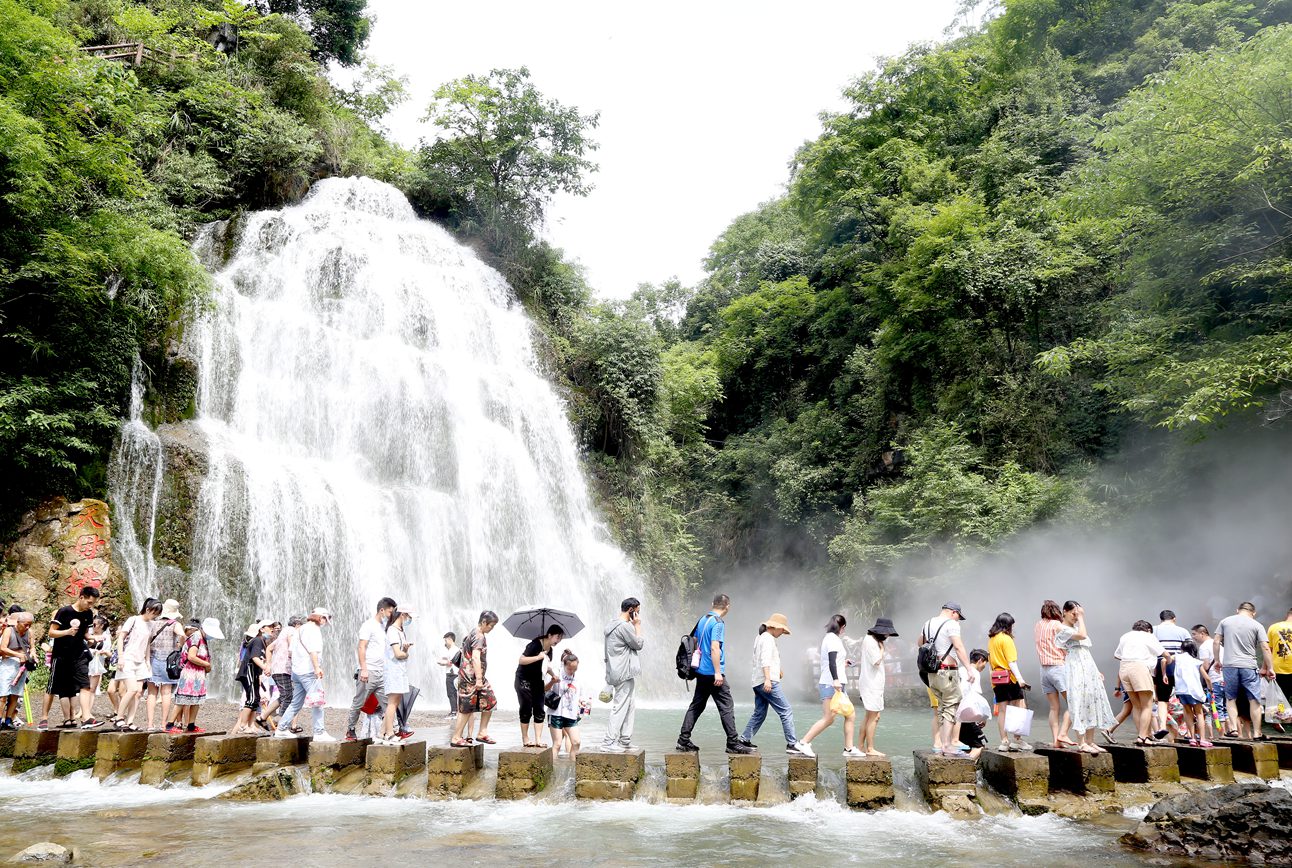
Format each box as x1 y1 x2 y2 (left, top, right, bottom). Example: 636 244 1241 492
107 357 164 594
114 177 640 703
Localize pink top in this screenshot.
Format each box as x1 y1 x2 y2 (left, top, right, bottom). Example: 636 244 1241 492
1034 619 1065 667
269 625 296 676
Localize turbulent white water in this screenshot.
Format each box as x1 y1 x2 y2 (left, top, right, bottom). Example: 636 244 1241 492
112 177 638 700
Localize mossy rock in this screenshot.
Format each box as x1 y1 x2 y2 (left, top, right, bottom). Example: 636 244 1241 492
13 755 55 774
54 755 96 777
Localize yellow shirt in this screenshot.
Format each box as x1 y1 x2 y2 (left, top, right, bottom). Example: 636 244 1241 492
988 633 1018 682
1269 621 1292 675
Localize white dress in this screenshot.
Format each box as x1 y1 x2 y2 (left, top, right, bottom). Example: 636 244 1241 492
385 625 410 695
857 634 886 712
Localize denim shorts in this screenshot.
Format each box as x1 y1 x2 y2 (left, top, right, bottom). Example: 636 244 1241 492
818 684 837 702
1223 666 1261 702
548 715 579 729
1040 664 1067 695
1176 693 1205 707
150 656 178 686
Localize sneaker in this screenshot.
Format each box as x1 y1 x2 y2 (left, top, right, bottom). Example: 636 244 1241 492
842 746 865 757
80 718 102 730
272 729 295 739
344 729 358 742
1013 740 1032 751
725 742 755 755
600 743 625 753
313 732 336 743
792 741 815 758
997 742 1014 753
737 736 757 749
397 729 414 740
165 722 180 733
187 725 206 734
675 738 699 752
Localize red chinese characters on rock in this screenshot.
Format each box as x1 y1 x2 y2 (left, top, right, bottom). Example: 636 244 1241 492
75 533 107 560
63 564 103 598
72 507 106 531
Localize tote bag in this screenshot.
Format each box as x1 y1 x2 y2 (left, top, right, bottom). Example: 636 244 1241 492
1004 704 1034 736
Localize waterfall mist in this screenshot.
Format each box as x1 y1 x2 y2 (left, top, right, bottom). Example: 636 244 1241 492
111 177 641 704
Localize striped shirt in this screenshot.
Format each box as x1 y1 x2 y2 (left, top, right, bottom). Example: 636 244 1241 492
1034 619 1065 667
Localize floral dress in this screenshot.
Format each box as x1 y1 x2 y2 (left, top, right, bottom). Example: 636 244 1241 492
174 633 209 706
1057 625 1116 733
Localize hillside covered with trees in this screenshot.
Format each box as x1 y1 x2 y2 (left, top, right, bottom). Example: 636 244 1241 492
542 0 1292 606
3 0 1290 611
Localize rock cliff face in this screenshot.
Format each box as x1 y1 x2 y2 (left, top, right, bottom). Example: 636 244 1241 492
1121 781 1292 865
0 498 131 630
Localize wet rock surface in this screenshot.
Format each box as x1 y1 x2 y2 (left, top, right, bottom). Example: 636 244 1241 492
1121 781 1292 864
9 842 72 863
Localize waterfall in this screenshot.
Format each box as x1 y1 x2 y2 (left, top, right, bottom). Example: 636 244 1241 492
123 177 639 703
108 357 164 595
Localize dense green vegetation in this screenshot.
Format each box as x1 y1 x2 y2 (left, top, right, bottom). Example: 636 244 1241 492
537 0 1292 609
4 0 1290 613
0 0 400 522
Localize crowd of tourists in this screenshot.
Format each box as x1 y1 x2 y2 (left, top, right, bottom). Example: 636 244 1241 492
666 594 1292 761
4 585 1289 767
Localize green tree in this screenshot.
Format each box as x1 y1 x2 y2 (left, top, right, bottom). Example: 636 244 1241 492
416 67 599 230
262 0 372 66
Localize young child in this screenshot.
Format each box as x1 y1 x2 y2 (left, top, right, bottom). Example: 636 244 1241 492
952 650 992 759
547 649 583 759
1172 639 1213 746
87 616 112 701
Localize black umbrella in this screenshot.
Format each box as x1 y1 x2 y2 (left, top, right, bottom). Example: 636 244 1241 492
397 685 420 731
502 607 585 640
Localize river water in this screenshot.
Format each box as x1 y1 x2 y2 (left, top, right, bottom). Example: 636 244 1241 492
0 707 1160 866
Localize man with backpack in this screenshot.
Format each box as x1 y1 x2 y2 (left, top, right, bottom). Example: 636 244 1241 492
919 602 975 756
675 594 754 755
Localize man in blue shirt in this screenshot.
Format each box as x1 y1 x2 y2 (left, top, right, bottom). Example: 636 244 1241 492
676 594 754 754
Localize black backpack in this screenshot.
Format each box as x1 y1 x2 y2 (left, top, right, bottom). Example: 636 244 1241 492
917 618 952 677
675 617 705 681
165 648 184 680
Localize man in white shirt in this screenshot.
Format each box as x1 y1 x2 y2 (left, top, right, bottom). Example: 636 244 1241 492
1152 610 1191 735
921 602 975 757
345 597 397 742
274 607 332 740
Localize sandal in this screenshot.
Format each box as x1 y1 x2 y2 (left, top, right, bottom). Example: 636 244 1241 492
1097 730 1115 745
36 719 48 730
450 739 472 747
290 725 303 734
476 735 496 744
60 719 76 729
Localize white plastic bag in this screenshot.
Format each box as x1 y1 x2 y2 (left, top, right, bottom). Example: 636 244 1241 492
305 680 327 708
1004 704 1034 736
957 691 992 724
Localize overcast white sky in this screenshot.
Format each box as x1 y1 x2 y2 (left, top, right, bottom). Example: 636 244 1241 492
365 1 966 298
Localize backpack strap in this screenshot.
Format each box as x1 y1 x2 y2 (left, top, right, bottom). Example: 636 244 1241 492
923 618 954 665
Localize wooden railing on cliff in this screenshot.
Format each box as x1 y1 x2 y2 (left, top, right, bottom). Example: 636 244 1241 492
78 43 196 67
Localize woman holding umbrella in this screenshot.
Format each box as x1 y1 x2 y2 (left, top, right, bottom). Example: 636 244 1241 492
379 606 415 745
515 623 565 748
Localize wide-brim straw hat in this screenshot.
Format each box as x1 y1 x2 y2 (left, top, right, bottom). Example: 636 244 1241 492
761 613 792 634
869 617 899 637
161 599 183 620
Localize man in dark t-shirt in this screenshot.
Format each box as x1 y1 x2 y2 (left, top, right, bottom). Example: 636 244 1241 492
46 586 101 728
514 623 564 748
